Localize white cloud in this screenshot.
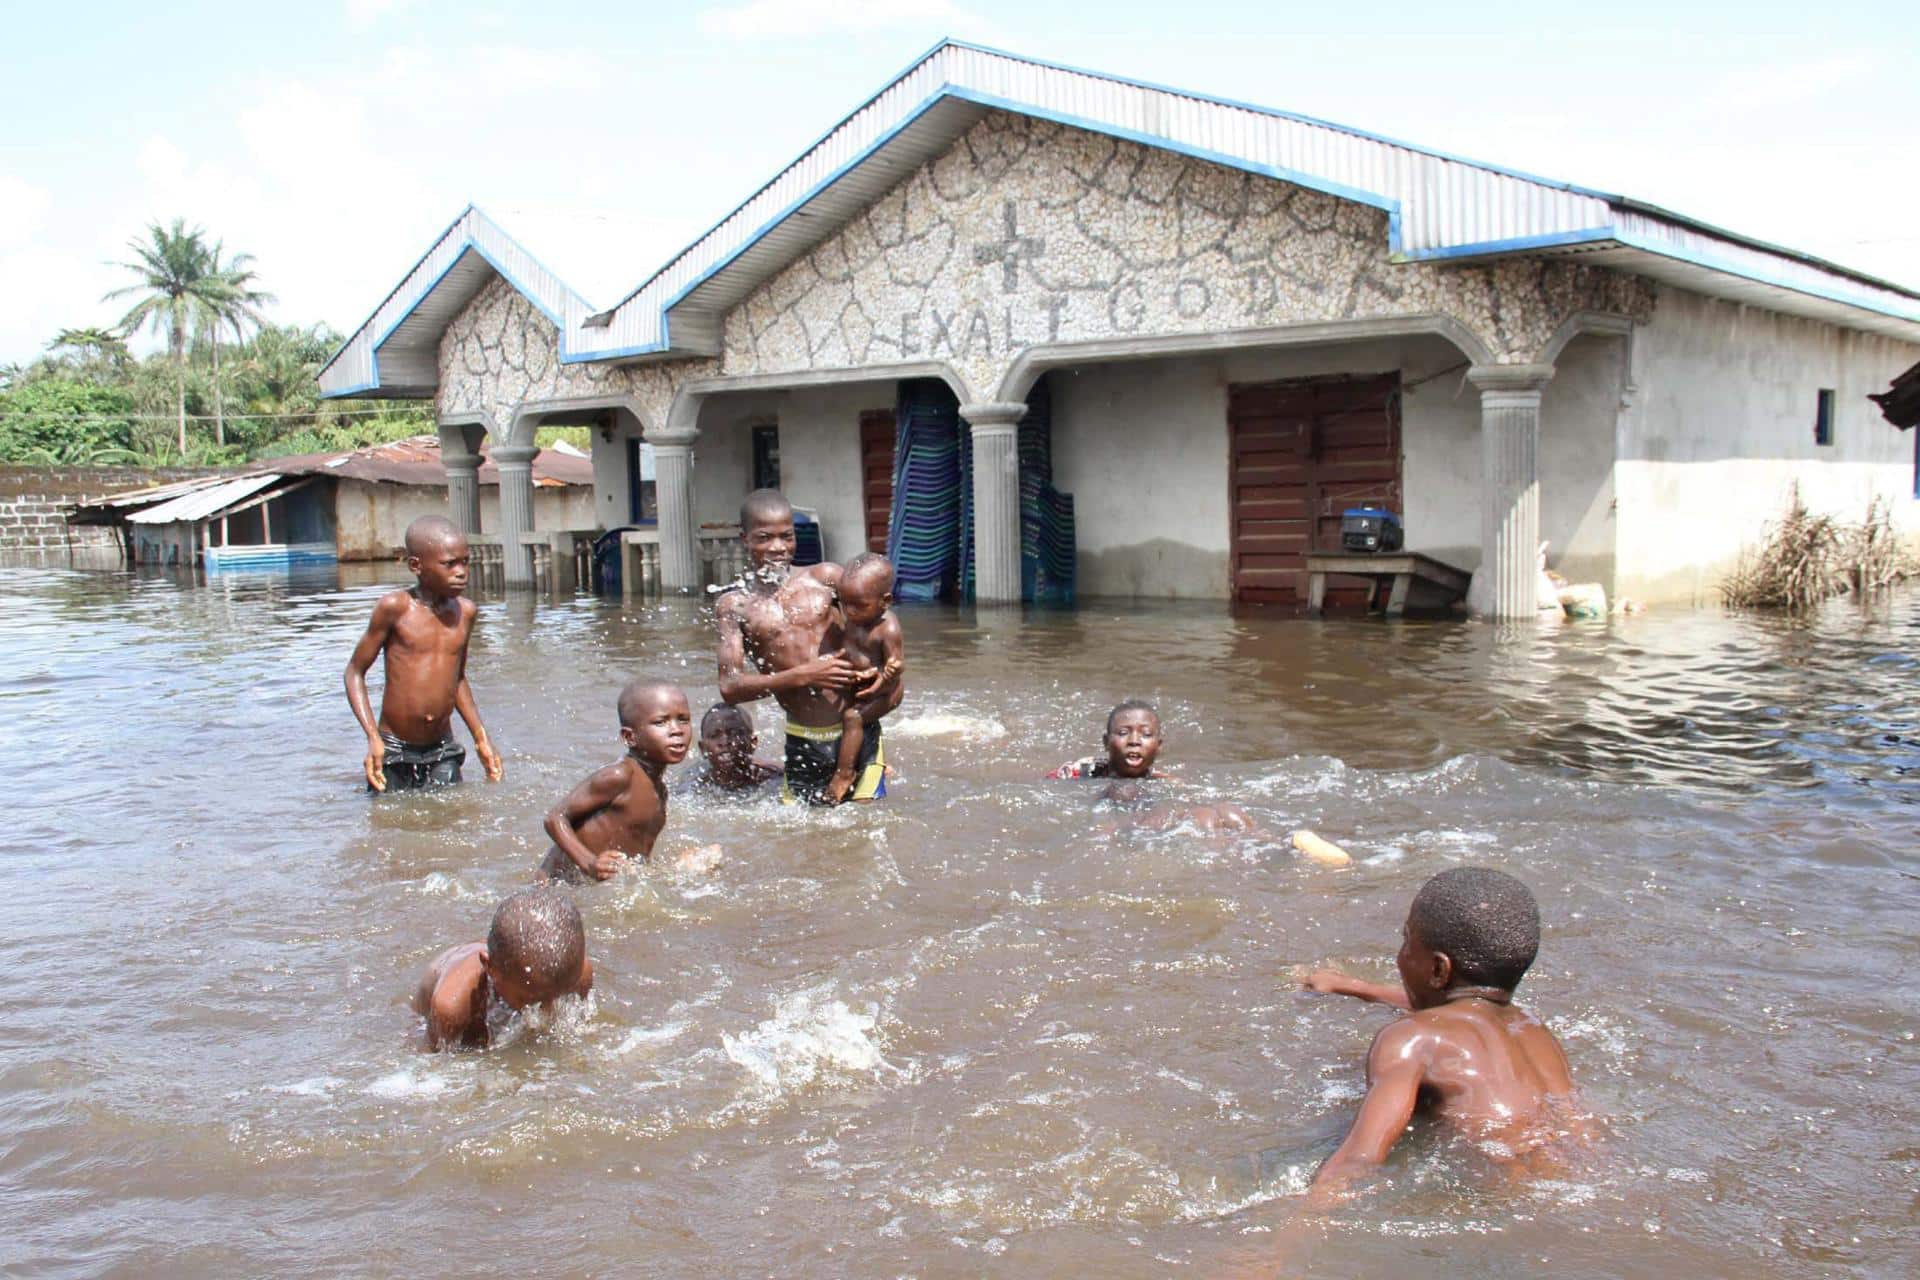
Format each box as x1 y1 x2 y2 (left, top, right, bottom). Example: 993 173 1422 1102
698 0 978 39
343 0 411 33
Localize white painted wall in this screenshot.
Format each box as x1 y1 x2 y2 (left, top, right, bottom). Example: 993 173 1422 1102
1615 286 1920 604
760 383 889 564
693 392 776 530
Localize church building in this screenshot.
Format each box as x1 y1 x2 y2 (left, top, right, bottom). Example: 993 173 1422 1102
318 41 1920 615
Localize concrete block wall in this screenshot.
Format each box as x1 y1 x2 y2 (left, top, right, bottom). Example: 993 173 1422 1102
0 466 212 552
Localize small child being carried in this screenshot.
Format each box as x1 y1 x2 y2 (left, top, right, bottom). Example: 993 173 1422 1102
825 552 905 805
412 887 593 1050
1299 867 1584 1204
539 679 718 881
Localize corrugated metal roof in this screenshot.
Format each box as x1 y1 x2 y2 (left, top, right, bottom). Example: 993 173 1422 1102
253 436 591 488
319 39 1920 401
128 473 286 525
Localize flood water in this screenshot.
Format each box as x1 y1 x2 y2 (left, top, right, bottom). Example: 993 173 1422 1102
2 563 1916 1277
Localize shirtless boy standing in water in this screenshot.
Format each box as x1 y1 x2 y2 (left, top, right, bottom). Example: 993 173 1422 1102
1300 867 1581 1204
715 489 864 805
344 515 503 791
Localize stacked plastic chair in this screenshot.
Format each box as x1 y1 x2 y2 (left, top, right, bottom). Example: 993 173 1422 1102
886 380 966 602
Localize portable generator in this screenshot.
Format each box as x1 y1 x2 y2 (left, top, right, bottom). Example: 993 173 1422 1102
1340 508 1403 553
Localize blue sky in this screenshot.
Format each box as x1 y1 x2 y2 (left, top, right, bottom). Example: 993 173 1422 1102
2 0 1914 363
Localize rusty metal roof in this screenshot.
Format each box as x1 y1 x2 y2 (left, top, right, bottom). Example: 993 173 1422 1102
248 436 592 488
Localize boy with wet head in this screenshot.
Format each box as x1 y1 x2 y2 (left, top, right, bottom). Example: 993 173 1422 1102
540 678 715 880
344 514 502 791
715 488 869 805
1050 699 1165 780
824 552 905 804
695 703 782 792
412 887 593 1050
1300 867 1580 1202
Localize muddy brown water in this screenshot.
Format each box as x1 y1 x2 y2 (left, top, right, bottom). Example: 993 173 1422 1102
1 564 1916 1277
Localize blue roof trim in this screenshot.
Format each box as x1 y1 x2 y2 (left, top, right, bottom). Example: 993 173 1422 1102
319 203 475 384
1611 226 1920 324
1394 227 1620 263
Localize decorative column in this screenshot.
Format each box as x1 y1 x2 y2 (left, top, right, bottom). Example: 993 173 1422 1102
491 442 538 587
648 429 700 593
437 423 483 534
959 401 1026 606
1467 364 1555 620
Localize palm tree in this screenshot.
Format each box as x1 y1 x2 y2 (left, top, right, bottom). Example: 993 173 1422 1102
195 244 274 447
48 326 131 365
103 219 226 453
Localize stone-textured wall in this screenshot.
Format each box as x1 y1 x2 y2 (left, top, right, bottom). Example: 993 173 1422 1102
436 277 713 437
0 466 211 552
721 111 1655 397
433 110 1654 436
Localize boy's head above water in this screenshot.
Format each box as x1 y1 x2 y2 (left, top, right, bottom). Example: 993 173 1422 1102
1104 699 1162 778
617 679 692 766
738 489 795 570
1398 867 1541 1008
840 553 895 626
699 702 755 762
403 515 470 597
484 887 589 1009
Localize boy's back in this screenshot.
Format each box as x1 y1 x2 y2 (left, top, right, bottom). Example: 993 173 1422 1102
1371 996 1575 1147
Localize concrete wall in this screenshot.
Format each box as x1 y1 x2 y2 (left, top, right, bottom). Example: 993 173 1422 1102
775 383 886 563
1045 334 1591 599
693 392 778 531
332 479 595 561
1 465 212 553
1615 285 1920 605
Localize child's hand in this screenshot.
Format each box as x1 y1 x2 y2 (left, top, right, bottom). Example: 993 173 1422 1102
590 850 628 881
475 737 504 782
1301 967 1350 995
364 736 387 792
675 843 723 875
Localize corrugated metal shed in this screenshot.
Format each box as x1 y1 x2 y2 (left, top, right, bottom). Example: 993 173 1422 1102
318 38 1920 401
128 473 286 525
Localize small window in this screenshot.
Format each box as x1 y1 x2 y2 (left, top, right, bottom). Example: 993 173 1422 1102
1814 388 1835 447
626 438 657 524
752 424 781 490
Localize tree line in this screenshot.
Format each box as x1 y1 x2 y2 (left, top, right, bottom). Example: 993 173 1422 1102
0 218 431 467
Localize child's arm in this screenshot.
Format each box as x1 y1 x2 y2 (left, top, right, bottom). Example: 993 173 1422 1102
1307 1021 1425 1205
343 593 405 791
544 766 632 881
852 617 906 703
421 953 489 1050
1302 968 1412 1010
452 602 502 781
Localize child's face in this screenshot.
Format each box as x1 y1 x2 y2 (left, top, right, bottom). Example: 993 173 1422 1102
1104 710 1162 778
409 535 471 597
742 510 796 569
621 689 693 765
700 719 755 766
839 575 892 626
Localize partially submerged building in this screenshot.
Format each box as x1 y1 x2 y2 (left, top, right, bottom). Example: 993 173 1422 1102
72 437 592 570
317 41 1920 614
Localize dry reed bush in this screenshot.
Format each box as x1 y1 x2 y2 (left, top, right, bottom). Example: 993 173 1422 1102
1721 484 1916 610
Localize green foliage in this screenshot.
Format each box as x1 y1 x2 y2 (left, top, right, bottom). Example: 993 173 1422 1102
0 380 137 463
533 425 591 450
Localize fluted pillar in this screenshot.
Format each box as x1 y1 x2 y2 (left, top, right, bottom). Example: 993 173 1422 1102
491 442 538 587
959 401 1025 605
649 429 700 593
1468 364 1555 620
438 423 483 535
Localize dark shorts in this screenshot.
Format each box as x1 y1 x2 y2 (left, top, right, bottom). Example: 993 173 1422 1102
378 733 465 791
781 720 886 806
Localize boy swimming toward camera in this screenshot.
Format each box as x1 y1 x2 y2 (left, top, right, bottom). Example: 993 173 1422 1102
1056 701 1255 832
825 552 904 805
412 887 593 1050
538 679 718 881
344 515 503 791
1299 867 1582 1203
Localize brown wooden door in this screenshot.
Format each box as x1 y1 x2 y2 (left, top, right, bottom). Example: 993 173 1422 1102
1228 372 1401 605
858 409 896 554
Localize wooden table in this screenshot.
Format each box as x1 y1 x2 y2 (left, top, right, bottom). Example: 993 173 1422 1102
1305 552 1471 616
